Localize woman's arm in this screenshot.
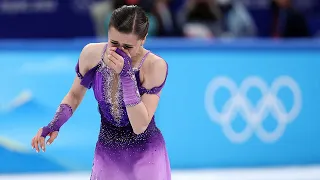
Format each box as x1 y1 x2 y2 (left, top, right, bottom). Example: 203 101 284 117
31 43 97 152
107 48 168 135
60 44 94 111
126 58 168 134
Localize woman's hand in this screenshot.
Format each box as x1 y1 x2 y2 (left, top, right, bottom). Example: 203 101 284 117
106 47 131 75
31 128 58 153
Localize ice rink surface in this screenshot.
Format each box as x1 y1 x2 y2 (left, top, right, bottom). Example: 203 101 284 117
1 166 320 180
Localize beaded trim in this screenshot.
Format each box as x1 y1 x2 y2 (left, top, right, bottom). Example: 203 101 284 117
48 104 73 131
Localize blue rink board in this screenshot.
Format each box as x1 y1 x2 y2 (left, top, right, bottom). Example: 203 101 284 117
0 38 320 173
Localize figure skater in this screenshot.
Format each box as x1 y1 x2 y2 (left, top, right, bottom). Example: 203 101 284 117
31 5 170 180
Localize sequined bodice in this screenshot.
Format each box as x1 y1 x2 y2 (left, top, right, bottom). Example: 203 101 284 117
92 63 144 127
75 46 167 133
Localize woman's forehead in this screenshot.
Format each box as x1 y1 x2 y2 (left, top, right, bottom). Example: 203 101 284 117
108 27 139 45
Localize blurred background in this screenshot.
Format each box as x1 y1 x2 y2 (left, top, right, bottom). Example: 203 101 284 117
1 0 320 179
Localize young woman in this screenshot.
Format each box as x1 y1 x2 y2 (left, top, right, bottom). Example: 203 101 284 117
31 5 171 180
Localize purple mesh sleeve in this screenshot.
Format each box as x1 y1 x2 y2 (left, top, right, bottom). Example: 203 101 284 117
121 71 141 106
116 48 141 107
41 104 73 137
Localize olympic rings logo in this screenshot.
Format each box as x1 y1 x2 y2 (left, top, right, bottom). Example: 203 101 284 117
205 76 302 143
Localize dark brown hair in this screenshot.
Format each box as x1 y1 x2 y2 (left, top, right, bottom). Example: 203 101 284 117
109 5 149 40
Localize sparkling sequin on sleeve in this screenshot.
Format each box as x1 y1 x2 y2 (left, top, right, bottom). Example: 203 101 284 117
48 104 73 131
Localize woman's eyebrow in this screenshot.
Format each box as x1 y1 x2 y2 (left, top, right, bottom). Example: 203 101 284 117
110 39 133 47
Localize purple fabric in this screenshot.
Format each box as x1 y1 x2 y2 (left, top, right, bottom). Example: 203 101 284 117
74 44 171 179
41 104 73 137
136 61 168 96
91 117 171 180
93 71 103 102
116 48 132 77
138 51 151 69
116 48 141 107
75 60 101 89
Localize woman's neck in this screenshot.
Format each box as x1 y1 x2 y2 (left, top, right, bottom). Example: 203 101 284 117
132 47 146 64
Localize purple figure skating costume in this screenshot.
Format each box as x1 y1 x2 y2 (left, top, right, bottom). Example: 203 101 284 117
75 44 171 180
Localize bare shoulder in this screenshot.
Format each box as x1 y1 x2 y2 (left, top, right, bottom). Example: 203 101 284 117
142 52 168 88
144 53 167 73
79 43 107 71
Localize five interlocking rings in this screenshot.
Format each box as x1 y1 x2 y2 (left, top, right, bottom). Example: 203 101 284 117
205 76 302 143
